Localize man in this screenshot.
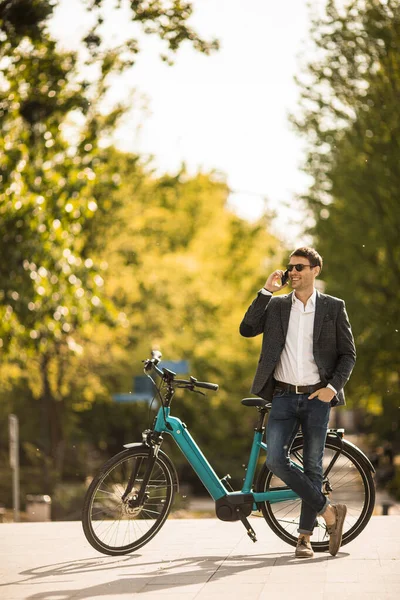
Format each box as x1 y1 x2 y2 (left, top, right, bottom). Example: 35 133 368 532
240 247 356 557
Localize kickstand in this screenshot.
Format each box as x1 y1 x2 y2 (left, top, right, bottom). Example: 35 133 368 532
237 510 257 543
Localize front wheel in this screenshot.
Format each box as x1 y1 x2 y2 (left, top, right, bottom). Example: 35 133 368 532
82 448 176 555
256 435 375 552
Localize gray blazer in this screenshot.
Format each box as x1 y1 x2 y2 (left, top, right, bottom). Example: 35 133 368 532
240 290 356 406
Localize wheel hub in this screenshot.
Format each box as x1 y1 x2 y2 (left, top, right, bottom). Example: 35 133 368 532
122 491 149 516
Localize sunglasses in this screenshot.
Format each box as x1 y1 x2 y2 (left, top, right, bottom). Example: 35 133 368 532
287 264 316 272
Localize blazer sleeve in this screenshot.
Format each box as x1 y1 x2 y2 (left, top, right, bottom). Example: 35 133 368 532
329 301 356 393
239 292 272 338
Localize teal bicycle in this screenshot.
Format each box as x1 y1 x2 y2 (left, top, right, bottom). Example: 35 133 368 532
82 351 375 556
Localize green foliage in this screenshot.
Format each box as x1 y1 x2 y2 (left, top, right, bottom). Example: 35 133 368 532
388 468 400 501
0 0 226 500
0 151 283 498
0 0 55 46
1 0 219 70
0 27 116 356
293 0 400 444
76 155 283 487
83 0 219 64
0 8 124 488
0 1 284 504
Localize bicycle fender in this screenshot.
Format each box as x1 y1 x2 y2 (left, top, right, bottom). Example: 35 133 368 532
340 439 376 473
123 442 180 491
326 436 376 474
124 442 150 449
293 435 375 474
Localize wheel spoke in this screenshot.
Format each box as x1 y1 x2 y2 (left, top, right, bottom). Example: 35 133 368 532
258 439 375 551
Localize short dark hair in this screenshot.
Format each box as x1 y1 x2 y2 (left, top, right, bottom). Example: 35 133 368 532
290 247 323 271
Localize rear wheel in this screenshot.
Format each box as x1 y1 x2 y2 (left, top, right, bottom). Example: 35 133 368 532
256 435 375 551
82 448 175 555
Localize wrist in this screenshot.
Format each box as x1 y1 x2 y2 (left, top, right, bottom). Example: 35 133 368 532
263 287 273 293
260 287 273 296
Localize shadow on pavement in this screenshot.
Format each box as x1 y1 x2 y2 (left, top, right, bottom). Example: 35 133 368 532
6 551 349 599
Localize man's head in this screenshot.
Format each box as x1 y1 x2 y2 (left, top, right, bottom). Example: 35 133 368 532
287 247 322 293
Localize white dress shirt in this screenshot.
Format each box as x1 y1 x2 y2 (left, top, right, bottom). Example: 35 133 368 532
260 287 336 392
274 289 320 385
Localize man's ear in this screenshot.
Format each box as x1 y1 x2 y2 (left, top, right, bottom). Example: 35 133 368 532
314 266 321 277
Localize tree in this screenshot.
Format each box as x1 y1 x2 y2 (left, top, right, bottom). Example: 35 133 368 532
81 0 219 65
0 0 219 489
0 1 286 506
0 23 122 488
77 151 283 485
0 149 283 505
293 0 400 443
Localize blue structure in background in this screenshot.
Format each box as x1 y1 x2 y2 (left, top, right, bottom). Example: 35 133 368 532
159 360 189 374
112 360 189 403
112 376 154 404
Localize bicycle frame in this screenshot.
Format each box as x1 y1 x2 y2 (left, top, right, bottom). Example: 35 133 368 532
153 406 299 506
83 354 376 555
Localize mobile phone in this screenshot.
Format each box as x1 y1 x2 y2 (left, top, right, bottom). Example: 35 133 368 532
281 270 289 286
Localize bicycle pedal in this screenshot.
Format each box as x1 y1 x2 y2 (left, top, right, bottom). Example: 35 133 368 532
247 529 257 543
237 511 258 542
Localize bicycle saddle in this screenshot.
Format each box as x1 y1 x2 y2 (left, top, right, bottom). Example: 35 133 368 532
241 398 271 409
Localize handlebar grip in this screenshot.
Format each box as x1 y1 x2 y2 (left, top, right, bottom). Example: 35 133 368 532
195 381 219 391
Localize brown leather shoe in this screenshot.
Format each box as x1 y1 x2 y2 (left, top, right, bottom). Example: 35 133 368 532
327 504 347 556
295 536 314 558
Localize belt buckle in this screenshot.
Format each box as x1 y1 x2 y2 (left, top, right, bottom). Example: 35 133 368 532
295 385 301 394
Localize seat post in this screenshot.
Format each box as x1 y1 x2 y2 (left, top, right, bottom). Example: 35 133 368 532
255 408 267 433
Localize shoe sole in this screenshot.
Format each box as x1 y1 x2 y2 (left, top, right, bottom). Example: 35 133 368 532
329 504 347 556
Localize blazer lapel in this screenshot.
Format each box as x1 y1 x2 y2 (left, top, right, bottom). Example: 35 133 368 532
313 291 329 343
280 292 293 338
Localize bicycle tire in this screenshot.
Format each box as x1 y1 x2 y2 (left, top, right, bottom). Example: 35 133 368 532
256 435 375 552
82 447 176 556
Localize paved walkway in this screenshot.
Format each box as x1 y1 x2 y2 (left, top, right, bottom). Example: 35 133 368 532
0 516 399 600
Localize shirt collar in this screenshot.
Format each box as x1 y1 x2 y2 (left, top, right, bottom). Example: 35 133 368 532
292 289 317 311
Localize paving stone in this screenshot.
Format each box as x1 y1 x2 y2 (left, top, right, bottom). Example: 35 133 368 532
0 516 399 599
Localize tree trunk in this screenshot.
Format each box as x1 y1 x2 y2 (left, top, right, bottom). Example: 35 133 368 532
39 353 65 491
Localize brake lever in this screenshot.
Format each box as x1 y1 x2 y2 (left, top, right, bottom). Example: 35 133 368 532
176 384 206 396
192 389 206 397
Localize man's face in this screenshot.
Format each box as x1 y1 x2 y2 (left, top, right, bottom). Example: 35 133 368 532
288 255 319 291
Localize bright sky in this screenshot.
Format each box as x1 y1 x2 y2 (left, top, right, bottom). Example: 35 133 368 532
50 0 318 243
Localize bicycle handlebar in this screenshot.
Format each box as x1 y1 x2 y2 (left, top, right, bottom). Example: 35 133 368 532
189 378 219 392
143 353 219 393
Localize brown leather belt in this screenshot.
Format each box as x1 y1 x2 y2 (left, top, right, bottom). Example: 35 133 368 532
275 381 322 394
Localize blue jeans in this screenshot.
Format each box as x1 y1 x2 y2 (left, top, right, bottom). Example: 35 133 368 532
265 390 331 534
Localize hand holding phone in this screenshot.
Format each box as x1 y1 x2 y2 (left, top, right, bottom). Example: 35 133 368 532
264 269 289 292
